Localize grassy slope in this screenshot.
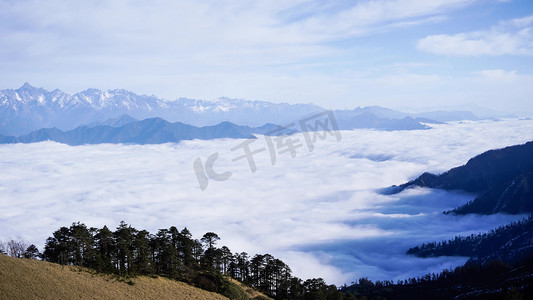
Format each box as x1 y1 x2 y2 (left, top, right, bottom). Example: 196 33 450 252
227 278 271 299
0 254 227 300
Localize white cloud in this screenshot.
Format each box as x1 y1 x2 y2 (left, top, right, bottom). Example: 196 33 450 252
474 69 517 80
2 0 530 115
0 0 479 98
1 119 533 284
278 0 466 41
417 14 533 56
0 0 473 59
506 14 533 28
336 0 465 27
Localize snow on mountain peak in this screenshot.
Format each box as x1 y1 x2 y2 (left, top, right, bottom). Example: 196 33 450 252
0 84 324 136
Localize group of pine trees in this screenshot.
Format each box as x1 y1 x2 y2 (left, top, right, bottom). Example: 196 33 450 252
341 259 533 299
39 221 344 300
407 216 533 261
4 220 532 299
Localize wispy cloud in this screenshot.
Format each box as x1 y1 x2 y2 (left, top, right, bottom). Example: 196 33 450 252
0 0 475 60
1 119 533 284
417 14 533 56
0 0 481 98
1 0 530 114
474 69 517 80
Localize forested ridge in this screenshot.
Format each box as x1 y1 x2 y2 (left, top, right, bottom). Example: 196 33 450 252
340 258 533 299
4 221 533 299
339 217 533 299
33 221 344 300
407 216 533 265
390 141 533 215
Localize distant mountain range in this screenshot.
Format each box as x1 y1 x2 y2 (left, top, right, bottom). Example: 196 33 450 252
336 112 433 131
0 110 432 145
0 117 295 146
0 83 489 136
0 83 323 136
389 141 533 215
333 105 477 123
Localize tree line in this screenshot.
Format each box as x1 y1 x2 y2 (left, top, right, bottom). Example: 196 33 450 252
341 259 533 299
0 239 39 259
3 219 531 299
407 215 533 259
36 221 346 300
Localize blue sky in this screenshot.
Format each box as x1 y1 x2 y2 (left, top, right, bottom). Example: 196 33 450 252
1 0 532 114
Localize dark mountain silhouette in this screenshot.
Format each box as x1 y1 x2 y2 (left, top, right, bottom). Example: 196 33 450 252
388 141 533 215
407 216 533 265
451 171 533 215
379 142 533 299
341 258 533 299
0 117 291 146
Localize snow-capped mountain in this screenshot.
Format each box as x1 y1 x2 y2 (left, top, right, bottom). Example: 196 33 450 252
0 83 323 135
1 83 488 136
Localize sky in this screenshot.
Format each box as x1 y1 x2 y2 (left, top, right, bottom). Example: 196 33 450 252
1 119 532 284
0 0 532 115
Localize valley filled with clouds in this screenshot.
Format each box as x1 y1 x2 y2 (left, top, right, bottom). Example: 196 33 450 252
1 119 532 284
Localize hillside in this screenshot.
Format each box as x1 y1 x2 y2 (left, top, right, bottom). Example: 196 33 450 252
407 216 533 265
389 141 533 215
0 254 227 300
341 259 533 299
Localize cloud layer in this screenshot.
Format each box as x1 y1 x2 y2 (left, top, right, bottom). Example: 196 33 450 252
418 15 533 56
1 119 533 284
1 1 532 115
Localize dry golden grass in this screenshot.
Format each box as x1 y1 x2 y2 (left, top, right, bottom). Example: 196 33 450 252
227 278 272 300
0 254 227 300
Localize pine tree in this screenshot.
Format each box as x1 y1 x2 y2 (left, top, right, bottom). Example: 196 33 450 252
201 232 220 249
94 225 115 273
114 221 136 274
24 244 40 259
132 229 152 274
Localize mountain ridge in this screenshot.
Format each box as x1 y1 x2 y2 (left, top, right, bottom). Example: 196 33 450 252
0 117 288 146
389 141 533 215
0 83 485 136
0 83 323 135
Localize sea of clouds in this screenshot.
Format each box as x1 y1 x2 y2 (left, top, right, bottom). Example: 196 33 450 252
1 119 532 285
